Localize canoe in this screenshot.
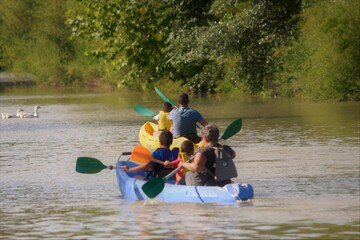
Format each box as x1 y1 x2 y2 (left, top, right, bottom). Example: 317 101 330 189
139 121 204 150
115 160 254 203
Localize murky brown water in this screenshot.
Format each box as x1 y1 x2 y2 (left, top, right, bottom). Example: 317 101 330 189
1 87 359 239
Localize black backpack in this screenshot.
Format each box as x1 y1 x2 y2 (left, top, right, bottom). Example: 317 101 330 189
212 147 238 182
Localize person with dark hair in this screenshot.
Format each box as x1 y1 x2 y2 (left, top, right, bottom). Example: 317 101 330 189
121 130 179 179
179 124 236 187
169 93 207 143
153 102 173 131
163 140 195 185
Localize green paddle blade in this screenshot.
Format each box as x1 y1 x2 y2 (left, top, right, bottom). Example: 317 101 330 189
220 119 242 140
134 105 155 117
141 177 166 199
76 157 107 174
154 86 177 107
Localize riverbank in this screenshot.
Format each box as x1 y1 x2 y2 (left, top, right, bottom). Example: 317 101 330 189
0 72 34 89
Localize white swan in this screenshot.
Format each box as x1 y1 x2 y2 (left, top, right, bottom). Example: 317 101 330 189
1 109 24 119
20 106 41 118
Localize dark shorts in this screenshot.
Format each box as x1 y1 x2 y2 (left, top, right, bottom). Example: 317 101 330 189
183 133 202 144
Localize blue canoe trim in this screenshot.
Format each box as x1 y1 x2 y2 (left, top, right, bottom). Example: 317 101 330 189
194 186 204 203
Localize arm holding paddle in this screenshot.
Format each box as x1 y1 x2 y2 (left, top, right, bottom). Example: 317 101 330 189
178 152 205 172
121 162 151 173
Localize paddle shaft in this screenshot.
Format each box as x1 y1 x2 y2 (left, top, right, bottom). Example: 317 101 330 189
164 156 195 180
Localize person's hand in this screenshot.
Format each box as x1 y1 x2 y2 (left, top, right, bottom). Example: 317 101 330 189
164 161 172 168
121 165 129 172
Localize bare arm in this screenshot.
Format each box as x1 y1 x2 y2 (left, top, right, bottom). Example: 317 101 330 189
121 162 151 172
198 119 208 127
180 152 206 172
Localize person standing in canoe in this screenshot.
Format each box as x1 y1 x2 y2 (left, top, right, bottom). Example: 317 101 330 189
121 130 179 179
169 93 207 143
179 124 236 187
153 101 173 131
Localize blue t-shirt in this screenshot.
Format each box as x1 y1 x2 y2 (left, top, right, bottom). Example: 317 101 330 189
169 107 204 137
150 147 179 167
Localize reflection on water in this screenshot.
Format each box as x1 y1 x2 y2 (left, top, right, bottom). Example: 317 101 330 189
0 88 359 239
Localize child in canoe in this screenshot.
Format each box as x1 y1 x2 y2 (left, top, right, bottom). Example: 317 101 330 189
153 101 173 132
121 130 179 180
164 140 194 185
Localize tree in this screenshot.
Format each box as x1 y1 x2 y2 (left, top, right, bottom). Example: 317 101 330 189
277 0 360 100
67 0 175 87
167 0 301 94
0 0 90 85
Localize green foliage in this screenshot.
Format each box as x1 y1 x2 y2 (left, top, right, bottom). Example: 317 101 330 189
0 0 102 86
0 0 358 101
0 0 35 69
167 0 301 94
277 0 360 101
66 0 176 87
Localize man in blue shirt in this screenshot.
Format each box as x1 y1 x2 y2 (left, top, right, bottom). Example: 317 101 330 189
169 93 208 143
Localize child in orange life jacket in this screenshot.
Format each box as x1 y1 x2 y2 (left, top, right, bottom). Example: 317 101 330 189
164 140 194 185
153 102 173 132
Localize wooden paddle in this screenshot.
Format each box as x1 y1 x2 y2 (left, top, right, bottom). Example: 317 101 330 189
134 104 155 117
141 118 242 199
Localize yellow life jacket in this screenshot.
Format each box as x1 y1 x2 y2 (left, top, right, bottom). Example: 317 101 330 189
175 152 190 183
158 111 172 131
179 152 190 174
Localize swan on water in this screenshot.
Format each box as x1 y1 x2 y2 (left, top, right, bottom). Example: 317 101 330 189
19 106 41 118
1 109 24 119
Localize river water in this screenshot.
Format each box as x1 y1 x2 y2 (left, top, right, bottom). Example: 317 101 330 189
0 87 359 239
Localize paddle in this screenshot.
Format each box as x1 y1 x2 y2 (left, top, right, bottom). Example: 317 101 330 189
76 157 115 174
219 119 242 140
154 86 177 108
131 145 165 165
75 146 166 174
141 118 242 199
134 104 155 117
